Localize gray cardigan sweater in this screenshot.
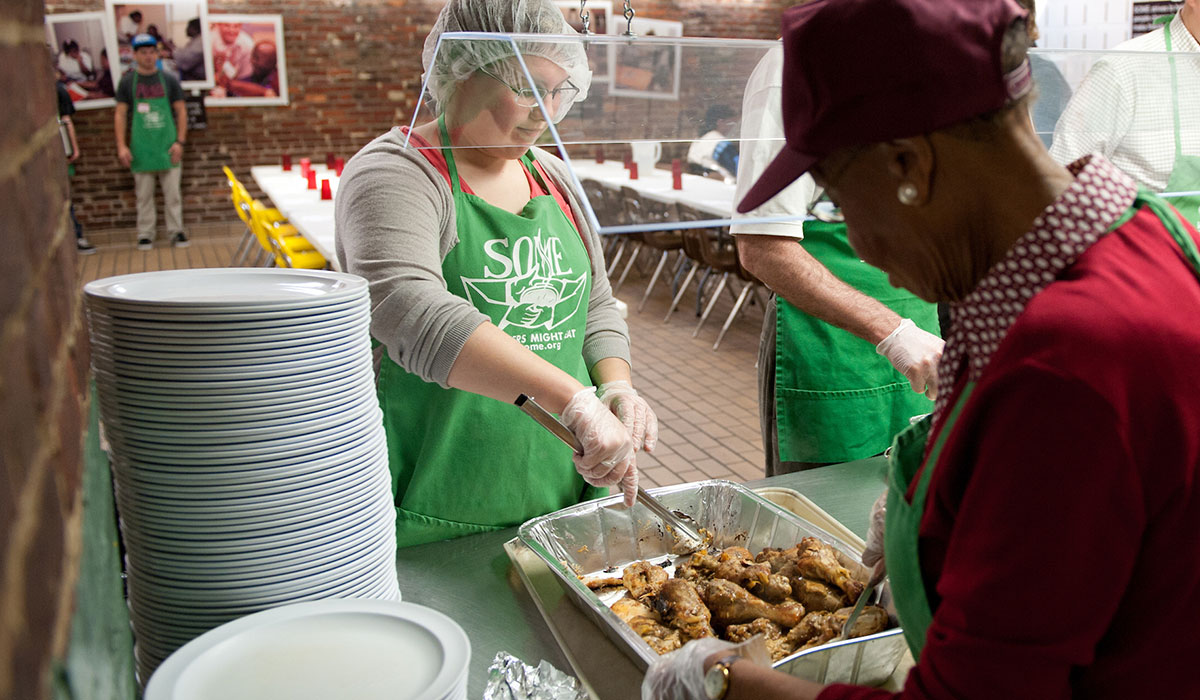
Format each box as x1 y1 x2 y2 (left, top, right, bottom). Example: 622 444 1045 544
335 127 631 388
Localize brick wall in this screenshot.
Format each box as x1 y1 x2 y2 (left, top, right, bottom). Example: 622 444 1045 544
50 0 789 234
1 1 91 697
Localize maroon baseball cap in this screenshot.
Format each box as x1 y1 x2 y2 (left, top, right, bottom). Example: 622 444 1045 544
738 0 1030 213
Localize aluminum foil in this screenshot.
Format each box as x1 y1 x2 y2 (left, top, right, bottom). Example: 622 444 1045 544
518 479 908 686
483 652 589 700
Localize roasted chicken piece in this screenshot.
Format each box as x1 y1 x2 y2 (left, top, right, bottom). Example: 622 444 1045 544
612 595 683 654
623 560 669 600
755 545 800 573
584 575 625 590
706 547 793 603
726 618 795 661
700 579 806 628
675 550 720 582
795 537 866 603
791 578 847 613
653 579 715 640
834 604 889 639
786 611 841 650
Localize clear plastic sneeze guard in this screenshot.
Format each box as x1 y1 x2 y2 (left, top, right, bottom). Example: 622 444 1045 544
412 32 1200 235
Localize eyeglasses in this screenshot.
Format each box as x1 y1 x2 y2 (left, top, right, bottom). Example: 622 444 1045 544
477 66 580 108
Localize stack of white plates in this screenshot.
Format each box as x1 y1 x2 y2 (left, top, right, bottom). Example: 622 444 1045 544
84 269 400 685
144 599 470 700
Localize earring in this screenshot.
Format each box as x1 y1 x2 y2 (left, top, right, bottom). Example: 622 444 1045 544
897 183 919 206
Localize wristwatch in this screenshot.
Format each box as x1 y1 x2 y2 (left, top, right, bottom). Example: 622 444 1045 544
703 653 741 699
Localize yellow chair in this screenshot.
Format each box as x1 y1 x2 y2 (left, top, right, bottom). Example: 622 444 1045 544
248 200 327 269
223 166 259 266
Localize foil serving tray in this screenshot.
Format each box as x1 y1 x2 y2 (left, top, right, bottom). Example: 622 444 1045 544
518 479 907 686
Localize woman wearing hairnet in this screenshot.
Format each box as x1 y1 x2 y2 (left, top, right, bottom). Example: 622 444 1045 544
335 0 656 549
643 0 1200 698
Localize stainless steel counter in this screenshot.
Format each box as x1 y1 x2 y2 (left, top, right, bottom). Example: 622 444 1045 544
394 457 889 699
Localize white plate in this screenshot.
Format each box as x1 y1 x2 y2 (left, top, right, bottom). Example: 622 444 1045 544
93 357 372 396
84 269 366 308
91 340 371 379
89 331 366 366
98 380 372 423
86 308 371 344
86 303 368 334
144 600 465 700
104 395 378 443
88 295 366 324
95 365 376 409
90 322 369 356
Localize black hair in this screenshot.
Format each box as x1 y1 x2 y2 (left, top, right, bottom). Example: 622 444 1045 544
129 10 142 19
701 104 736 134
187 18 201 36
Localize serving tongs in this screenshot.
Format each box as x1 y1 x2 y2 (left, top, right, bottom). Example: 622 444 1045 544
514 393 707 553
835 565 887 641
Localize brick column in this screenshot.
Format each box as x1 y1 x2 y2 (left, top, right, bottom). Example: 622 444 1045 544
0 1 91 698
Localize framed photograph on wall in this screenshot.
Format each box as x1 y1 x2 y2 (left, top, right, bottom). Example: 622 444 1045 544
555 1 617 84
204 14 289 107
45 12 117 110
104 0 214 91
609 17 682 100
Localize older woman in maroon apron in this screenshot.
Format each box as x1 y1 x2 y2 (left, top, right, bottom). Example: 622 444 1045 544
643 0 1200 698
336 0 657 549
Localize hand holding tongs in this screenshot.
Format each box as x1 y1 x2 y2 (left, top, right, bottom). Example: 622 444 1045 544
514 394 706 552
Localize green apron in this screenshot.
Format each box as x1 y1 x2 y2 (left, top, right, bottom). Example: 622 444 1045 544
774 219 938 464
1161 17 1200 229
377 116 603 549
883 190 1200 660
129 72 177 173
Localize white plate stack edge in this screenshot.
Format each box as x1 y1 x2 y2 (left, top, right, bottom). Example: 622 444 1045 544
84 269 401 686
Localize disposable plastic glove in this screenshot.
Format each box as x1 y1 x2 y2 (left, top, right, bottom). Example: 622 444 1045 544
641 636 771 700
561 387 637 506
876 318 944 399
862 488 887 570
597 380 659 452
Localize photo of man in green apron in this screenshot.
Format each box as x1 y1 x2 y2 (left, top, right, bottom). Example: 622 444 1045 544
731 46 943 475
114 33 189 251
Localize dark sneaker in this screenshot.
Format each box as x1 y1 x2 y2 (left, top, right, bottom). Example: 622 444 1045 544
170 231 190 248
76 237 97 255
137 236 153 251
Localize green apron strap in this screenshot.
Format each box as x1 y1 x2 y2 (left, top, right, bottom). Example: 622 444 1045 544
1164 21 1184 159
883 383 975 659
1135 189 1200 281
1155 17 1200 227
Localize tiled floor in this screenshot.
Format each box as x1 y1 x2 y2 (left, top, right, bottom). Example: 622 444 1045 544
77 234 770 489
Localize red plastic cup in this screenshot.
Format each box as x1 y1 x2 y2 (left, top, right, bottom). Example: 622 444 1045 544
325 152 336 170
623 153 633 170
595 146 605 164
299 157 311 178
335 157 345 177
281 154 292 171
320 179 332 200
629 162 639 180
672 158 683 190
306 170 317 190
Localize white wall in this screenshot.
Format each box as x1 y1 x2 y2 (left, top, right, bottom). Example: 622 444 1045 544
1038 0 1134 49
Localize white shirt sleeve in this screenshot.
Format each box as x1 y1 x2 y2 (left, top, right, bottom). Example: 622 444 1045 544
730 46 812 239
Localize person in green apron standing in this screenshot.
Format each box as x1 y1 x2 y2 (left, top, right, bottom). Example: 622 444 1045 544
731 46 943 476
335 0 658 549
1050 3 1200 228
114 33 188 251
643 1 1200 698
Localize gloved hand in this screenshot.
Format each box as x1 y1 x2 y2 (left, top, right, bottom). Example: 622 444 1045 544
596 380 659 452
641 636 771 700
876 318 944 399
561 387 637 506
862 488 887 570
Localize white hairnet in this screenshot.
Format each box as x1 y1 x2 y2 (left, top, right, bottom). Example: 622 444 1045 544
421 0 592 122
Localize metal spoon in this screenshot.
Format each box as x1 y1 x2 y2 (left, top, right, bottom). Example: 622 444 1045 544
514 393 706 552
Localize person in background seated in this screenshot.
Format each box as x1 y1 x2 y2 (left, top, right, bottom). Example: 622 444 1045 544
174 19 206 81
57 40 94 83
336 0 656 549
644 0 1200 697
1050 0 1199 227
687 104 739 182
221 41 279 98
